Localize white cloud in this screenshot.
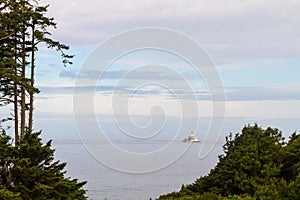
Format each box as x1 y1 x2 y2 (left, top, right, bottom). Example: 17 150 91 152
30 0 300 125
226 100 300 119
43 0 300 52
34 92 300 120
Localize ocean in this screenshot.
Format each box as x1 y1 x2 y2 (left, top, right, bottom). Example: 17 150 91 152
37 116 299 200
53 140 223 200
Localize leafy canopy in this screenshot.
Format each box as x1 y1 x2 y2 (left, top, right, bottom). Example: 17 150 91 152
158 124 300 200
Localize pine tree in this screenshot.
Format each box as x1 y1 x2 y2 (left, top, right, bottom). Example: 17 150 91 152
0 0 73 142
158 125 300 199
1 1 86 199
0 130 87 199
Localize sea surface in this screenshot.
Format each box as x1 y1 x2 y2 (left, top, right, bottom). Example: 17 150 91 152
38 116 300 199
53 140 223 200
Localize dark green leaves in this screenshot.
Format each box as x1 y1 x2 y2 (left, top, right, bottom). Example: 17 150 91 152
158 124 300 200
0 130 87 199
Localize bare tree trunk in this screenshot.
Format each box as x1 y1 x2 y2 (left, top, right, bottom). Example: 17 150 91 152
14 77 19 144
20 30 26 139
28 23 35 132
14 33 19 145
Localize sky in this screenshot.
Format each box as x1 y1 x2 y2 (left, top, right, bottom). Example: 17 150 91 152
21 0 300 141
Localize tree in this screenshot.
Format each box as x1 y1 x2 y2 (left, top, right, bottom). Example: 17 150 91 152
0 186 22 200
1 1 86 199
158 125 300 199
280 132 300 183
187 124 285 196
0 0 17 134
0 130 87 199
27 2 73 133
0 0 73 143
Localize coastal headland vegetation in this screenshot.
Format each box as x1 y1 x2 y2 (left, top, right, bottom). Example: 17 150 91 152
0 0 87 199
158 124 300 200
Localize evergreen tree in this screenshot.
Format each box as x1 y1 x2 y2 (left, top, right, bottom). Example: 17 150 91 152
187 124 285 196
0 0 73 142
280 132 300 183
158 125 300 200
0 130 87 199
1 1 86 199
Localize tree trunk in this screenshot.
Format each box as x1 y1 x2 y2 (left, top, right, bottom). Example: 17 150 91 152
13 33 19 145
28 23 35 132
20 29 26 139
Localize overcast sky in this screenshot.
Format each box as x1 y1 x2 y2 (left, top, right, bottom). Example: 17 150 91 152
39 0 300 85
28 0 300 140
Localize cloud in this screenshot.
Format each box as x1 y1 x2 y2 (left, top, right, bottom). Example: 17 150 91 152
227 84 300 101
39 85 119 94
59 70 128 80
59 69 201 81
35 0 300 118
59 70 77 79
38 81 300 102
38 85 206 99
43 0 300 60
34 92 300 120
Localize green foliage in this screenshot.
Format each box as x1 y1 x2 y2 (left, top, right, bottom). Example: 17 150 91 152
158 192 255 200
280 132 300 183
0 130 87 199
225 195 254 200
1 1 85 199
0 186 22 200
188 124 285 196
158 192 222 200
157 124 300 200
0 0 73 137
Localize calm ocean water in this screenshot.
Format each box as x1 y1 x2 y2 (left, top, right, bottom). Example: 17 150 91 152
38 116 299 199
53 140 223 200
